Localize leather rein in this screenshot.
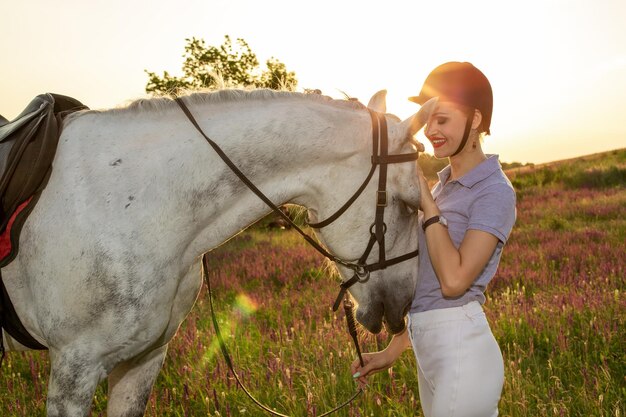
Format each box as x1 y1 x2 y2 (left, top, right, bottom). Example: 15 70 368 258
176 97 420 415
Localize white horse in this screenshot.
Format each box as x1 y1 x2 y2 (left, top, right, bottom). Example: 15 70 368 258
1 88 433 416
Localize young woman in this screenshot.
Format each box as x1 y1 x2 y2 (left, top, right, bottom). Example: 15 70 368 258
351 62 516 417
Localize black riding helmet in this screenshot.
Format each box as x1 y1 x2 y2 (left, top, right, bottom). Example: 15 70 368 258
409 62 493 156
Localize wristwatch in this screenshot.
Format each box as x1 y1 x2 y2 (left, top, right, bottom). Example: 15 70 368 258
422 215 448 232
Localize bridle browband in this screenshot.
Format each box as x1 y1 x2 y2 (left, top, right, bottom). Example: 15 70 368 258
175 97 420 415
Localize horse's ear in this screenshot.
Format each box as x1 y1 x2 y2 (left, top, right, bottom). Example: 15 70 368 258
367 90 387 113
400 97 439 138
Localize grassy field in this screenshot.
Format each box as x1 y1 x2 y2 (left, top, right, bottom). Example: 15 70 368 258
1 149 624 416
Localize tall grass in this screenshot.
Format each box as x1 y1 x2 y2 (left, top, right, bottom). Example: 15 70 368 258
1 151 624 416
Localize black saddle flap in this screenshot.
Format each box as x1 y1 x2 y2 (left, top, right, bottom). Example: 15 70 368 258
0 93 86 238
0 109 46 175
0 93 86 351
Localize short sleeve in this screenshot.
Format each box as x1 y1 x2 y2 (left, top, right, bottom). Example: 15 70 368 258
468 183 516 243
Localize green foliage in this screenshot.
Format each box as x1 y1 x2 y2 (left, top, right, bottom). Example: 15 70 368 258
539 215 571 231
145 35 297 95
563 165 626 189
508 148 626 194
500 161 529 170
419 154 531 183
417 153 448 181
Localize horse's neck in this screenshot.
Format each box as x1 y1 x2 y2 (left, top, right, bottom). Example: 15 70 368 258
167 99 369 262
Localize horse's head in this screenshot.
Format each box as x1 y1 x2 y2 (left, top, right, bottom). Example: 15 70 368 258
309 91 436 335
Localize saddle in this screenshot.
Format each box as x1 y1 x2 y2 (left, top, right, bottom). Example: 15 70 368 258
0 93 87 351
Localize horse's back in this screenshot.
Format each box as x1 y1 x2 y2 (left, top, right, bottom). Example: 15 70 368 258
2 111 204 351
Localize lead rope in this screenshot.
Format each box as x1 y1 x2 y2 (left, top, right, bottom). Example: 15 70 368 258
343 296 364 367
202 254 363 416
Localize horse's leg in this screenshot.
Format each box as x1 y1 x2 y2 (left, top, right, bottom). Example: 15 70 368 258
47 348 105 417
107 344 169 417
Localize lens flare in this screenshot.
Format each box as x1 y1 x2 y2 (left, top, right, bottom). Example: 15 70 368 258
202 293 258 365
235 293 258 316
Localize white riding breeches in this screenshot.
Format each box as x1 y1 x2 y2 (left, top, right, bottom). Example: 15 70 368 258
407 301 504 417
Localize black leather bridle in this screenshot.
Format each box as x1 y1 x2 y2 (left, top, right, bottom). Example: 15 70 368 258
176 97 421 415
176 98 420 306
308 109 421 311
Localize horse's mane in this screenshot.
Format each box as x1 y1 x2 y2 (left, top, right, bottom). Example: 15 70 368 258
67 89 366 123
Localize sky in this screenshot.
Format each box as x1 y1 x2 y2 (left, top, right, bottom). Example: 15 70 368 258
1 0 625 164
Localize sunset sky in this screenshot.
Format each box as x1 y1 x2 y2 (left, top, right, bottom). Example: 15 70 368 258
1 0 625 164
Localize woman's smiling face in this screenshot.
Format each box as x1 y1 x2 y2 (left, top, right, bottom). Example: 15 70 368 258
424 101 473 158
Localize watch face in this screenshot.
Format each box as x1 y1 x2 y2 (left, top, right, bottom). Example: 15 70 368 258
439 216 448 227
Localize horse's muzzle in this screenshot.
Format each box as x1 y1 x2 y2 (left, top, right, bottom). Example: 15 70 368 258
356 300 409 335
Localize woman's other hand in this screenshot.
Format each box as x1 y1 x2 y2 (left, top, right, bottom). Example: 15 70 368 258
350 351 396 388
349 329 411 388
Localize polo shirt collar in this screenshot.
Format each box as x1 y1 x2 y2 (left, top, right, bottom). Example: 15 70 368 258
436 154 501 188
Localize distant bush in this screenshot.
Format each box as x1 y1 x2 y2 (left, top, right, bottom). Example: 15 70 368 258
509 148 626 193
563 166 626 189
420 154 529 183
511 167 561 189
512 165 626 191
501 161 530 170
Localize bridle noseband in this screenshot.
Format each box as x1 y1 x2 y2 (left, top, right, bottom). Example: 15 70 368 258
176 97 420 415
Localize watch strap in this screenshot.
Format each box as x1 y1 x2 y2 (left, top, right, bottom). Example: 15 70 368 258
422 215 441 232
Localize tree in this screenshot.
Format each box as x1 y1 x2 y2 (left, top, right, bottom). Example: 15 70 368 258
145 36 297 95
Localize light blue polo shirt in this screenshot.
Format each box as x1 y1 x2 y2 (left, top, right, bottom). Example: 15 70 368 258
410 155 517 313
